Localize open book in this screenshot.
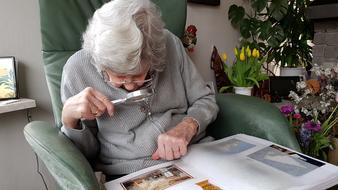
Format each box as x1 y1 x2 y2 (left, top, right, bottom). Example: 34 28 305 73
105 134 338 190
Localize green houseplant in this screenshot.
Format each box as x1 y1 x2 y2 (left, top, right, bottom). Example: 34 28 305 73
228 0 313 69
219 46 268 95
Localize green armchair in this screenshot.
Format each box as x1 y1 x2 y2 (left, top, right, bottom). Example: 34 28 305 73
24 0 300 189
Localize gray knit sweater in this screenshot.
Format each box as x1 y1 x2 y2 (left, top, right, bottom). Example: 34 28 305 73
60 30 219 175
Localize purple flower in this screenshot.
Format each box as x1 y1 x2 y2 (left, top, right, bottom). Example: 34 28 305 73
303 121 321 132
299 127 312 148
280 104 294 115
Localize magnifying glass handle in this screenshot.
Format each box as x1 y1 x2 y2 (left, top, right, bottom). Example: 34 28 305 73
111 98 127 105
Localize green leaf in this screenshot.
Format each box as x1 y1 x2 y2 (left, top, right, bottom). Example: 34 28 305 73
269 0 288 21
228 5 245 26
240 19 253 39
267 25 285 48
258 21 272 41
251 0 268 13
246 77 260 87
219 86 232 93
286 54 294 67
257 42 267 53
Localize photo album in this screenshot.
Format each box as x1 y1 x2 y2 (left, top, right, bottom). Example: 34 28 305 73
105 134 338 190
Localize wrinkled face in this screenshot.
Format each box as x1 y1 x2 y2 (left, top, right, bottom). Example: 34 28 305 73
102 64 152 91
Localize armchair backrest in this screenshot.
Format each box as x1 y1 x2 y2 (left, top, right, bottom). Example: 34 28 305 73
39 0 187 128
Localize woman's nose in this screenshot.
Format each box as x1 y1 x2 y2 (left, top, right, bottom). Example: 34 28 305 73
123 83 138 91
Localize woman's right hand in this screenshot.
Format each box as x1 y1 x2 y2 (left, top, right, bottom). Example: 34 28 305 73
62 87 114 129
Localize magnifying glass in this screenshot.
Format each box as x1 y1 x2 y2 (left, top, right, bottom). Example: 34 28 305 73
111 88 154 105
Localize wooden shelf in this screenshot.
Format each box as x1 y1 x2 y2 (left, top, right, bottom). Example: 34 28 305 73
0 98 36 114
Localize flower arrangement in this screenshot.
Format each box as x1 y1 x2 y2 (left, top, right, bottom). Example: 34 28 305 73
280 64 338 160
219 46 268 93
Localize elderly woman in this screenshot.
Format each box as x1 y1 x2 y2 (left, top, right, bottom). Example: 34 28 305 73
61 0 218 177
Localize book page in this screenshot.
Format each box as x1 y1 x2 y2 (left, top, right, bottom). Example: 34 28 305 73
182 134 338 190
247 144 324 176
105 134 338 190
105 161 228 190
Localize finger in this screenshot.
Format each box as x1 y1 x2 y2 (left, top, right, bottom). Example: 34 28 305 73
102 97 115 117
91 90 114 116
79 110 97 120
88 95 106 116
79 88 100 115
80 111 96 120
157 135 166 160
151 149 160 160
82 87 111 116
78 101 98 120
89 102 101 116
172 145 181 159
179 143 188 156
164 138 174 160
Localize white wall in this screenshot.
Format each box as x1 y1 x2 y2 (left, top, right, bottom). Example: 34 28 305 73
187 0 246 83
0 0 55 189
0 0 245 189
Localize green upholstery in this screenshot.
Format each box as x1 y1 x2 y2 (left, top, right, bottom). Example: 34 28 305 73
208 94 300 151
24 121 100 190
24 0 300 189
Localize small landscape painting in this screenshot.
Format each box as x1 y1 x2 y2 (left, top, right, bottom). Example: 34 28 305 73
0 57 17 100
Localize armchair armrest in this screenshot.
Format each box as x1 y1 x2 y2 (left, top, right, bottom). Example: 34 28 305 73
24 121 100 190
208 93 301 151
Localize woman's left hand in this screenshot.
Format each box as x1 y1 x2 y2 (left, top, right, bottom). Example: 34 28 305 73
151 117 198 160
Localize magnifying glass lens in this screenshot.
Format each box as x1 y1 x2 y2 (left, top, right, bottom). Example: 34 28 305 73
112 88 154 105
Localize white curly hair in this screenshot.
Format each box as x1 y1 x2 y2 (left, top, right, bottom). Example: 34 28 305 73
82 0 166 74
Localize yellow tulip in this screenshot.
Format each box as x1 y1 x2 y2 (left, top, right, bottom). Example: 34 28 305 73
256 50 260 58
221 52 227 62
234 48 238 56
241 47 245 54
240 53 245 61
252 48 257 58
239 47 245 61
246 46 251 57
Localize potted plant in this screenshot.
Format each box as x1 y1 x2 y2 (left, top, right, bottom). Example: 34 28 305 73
228 0 313 75
220 46 268 96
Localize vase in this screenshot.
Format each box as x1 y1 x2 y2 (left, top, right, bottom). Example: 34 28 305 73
234 86 253 96
280 67 305 78
328 137 338 166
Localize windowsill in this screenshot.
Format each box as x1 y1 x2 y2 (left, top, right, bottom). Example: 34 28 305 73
0 98 36 114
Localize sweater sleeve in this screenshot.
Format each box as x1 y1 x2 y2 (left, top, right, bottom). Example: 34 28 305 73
60 52 99 160
61 122 99 160
172 34 219 136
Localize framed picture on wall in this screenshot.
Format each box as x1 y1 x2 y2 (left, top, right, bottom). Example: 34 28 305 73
0 56 18 100
188 0 220 6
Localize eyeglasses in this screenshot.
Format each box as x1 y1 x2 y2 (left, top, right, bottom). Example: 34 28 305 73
101 70 153 87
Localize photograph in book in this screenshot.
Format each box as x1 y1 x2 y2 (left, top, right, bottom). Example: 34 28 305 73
120 164 192 190
195 180 221 190
213 138 256 154
248 144 325 176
